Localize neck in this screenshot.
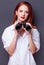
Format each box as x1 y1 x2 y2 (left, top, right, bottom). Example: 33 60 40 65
16 20 21 23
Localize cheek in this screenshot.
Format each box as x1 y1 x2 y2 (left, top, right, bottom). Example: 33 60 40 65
18 13 22 19
17 13 22 20
18 11 22 16
25 14 29 18
17 13 21 18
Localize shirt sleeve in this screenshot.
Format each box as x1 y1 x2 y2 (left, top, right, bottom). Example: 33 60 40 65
1 27 13 51
32 28 40 52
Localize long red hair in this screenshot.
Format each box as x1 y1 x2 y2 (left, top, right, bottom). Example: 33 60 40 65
12 1 33 25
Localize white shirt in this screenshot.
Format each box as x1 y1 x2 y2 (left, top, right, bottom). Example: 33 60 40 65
1 23 40 65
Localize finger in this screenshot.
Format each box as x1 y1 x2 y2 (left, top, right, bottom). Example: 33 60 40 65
26 23 32 28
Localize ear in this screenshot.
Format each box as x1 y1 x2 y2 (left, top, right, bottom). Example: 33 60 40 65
16 11 18 15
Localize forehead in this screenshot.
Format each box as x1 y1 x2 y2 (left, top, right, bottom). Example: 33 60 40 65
18 5 29 11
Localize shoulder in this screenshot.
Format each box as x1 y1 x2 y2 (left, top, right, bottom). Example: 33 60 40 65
5 24 14 31
3 24 14 33
31 27 40 36
32 25 39 32
31 25 39 33
2 24 14 38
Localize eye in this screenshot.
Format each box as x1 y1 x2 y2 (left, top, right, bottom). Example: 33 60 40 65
19 10 23 12
25 11 29 14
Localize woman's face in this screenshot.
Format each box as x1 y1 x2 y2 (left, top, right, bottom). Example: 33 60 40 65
16 5 29 22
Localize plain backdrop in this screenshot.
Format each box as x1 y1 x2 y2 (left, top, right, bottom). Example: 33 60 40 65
0 0 44 65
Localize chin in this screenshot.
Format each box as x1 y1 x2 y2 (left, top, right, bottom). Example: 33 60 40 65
20 19 26 22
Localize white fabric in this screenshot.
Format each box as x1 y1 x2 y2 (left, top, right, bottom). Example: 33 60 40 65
1 24 40 65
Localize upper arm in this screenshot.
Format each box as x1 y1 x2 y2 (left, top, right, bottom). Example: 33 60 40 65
1 28 13 51
32 28 40 52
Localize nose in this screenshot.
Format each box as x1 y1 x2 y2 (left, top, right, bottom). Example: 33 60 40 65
22 12 25 16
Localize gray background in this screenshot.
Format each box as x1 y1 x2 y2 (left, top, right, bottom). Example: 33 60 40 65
0 0 44 65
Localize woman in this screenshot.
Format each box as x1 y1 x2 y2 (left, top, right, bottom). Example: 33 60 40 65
1 1 40 65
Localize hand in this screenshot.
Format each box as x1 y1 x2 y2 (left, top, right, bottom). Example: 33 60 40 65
23 22 32 36
14 22 20 37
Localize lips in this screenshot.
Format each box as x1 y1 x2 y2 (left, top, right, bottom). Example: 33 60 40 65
21 16 25 19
